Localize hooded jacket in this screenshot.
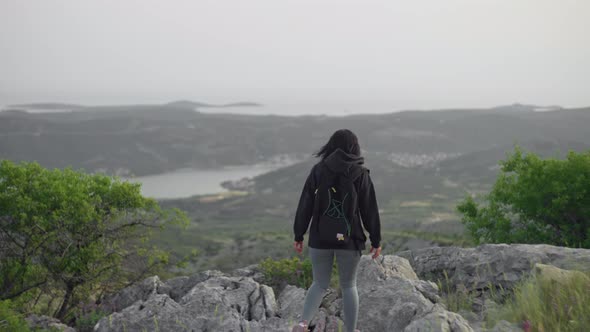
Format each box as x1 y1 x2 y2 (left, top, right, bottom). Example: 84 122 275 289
293 149 381 251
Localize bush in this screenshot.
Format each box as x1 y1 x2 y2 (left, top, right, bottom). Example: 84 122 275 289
259 255 341 291
489 271 590 331
0 160 188 321
0 300 31 332
458 147 590 248
260 256 314 290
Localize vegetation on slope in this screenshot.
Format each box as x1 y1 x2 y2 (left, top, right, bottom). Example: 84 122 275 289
2 105 590 176
458 147 590 248
0 161 188 323
491 270 590 331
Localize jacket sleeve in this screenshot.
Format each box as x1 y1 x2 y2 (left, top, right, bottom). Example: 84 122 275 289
358 170 382 248
293 167 316 242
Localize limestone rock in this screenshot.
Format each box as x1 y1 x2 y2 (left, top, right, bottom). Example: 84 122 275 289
160 269 225 301
277 284 306 322
356 255 472 332
310 308 344 332
403 305 473 332
25 315 76 332
95 275 282 332
241 317 293 331
232 263 265 284
357 254 418 285
98 275 163 313
320 287 342 316
398 243 590 292
410 279 442 303
260 284 278 318
180 276 275 322
95 253 474 331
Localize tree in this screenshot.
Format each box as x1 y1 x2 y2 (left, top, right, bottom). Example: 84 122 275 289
457 147 590 248
0 160 188 321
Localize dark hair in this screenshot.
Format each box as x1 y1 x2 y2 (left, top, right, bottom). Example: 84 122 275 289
314 129 361 159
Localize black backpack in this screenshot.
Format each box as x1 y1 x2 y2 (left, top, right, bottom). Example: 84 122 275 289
312 162 363 247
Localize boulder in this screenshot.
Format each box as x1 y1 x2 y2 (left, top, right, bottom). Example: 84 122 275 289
25 315 76 332
356 254 418 284
403 305 474 332
178 275 277 322
398 244 590 292
98 275 163 313
159 269 225 301
277 284 306 322
356 255 473 332
95 275 283 332
232 263 265 284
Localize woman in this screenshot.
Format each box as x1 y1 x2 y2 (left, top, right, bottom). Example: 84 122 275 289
291 129 382 332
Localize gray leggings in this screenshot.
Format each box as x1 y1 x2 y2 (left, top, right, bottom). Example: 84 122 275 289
302 247 361 332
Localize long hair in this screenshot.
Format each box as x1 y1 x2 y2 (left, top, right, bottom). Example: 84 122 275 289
314 129 361 159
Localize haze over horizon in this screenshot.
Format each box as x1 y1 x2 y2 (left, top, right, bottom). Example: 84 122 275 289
1 0 589 112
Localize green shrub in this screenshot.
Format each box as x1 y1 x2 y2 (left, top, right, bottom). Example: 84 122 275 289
0 300 31 332
489 271 590 331
0 160 188 321
458 147 590 248
260 256 314 290
259 255 341 290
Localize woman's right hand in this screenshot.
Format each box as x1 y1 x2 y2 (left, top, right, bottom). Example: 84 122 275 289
294 241 304 255
369 246 382 259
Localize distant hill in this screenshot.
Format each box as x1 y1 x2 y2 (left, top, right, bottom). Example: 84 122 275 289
166 100 263 108
4 100 263 113
0 103 588 176
7 102 86 110
433 139 590 185
492 103 563 113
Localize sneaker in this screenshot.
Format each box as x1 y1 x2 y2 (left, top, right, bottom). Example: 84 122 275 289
291 320 309 332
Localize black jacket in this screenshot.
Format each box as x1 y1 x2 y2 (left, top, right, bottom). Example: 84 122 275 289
293 149 382 251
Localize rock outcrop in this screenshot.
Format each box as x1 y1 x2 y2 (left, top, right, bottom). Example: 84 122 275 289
397 243 590 293
95 254 472 332
25 314 76 332
355 255 472 332
93 244 590 332
95 274 291 332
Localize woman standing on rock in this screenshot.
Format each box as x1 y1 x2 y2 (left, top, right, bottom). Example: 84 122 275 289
291 129 382 332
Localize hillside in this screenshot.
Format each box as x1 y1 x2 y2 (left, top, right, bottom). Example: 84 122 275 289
2 103 590 273
1 104 589 176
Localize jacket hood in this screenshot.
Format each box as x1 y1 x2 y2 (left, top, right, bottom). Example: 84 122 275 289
323 148 365 179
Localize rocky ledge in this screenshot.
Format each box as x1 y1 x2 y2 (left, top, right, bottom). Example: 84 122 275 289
85 244 589 332
397 243 590 294
93 255 471 332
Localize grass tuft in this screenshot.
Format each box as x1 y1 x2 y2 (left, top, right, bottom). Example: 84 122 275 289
488 270 590 331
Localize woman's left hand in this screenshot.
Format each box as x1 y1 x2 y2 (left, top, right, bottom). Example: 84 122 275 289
293 241 303 254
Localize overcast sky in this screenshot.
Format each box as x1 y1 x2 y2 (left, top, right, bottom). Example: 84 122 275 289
1 0 589 110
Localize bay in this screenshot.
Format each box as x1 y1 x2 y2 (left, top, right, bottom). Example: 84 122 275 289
123 165 277 199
